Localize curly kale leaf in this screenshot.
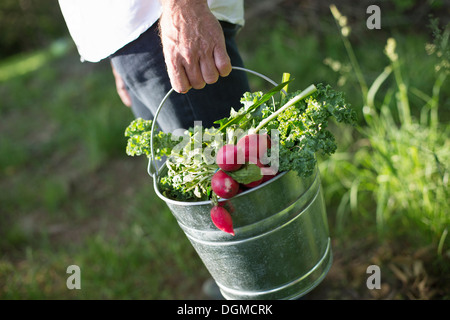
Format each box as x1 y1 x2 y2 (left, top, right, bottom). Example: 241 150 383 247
124 118 184 160
275 83 357 178
125 119 222 201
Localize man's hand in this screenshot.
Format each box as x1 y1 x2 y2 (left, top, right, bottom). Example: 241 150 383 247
159 0 232 93
111 62 132 107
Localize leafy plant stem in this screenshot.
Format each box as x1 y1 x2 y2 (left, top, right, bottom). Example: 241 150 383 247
430 72 447 131
391 58 412 125
367 66 392 110
363 66 392 128
330 5 368 102
437 228 448 256
218 80 292 133
280 72 291 102
343 37 369 101
253 84 317 133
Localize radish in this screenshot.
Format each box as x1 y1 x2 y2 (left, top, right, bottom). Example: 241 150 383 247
210 205 235 235
262 170 277 183
260 162 278 183
216 144 243 172
211 170 239 199
236 133 271 163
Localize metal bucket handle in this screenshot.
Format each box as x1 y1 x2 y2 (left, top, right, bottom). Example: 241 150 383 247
148 66 283 179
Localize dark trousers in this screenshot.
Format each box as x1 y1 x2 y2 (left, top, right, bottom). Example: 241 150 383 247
110 21 250 133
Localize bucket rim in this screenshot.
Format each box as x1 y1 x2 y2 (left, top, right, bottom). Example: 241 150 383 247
152 162 288 207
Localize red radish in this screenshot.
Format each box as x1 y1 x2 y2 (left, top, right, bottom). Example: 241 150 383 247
210 206 235 235
262 171 277 183
216 144 243 172
261 164 278 183
211 170 239 199
236 133 271 163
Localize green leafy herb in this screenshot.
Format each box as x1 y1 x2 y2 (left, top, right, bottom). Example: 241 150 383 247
125 118 183 159
227 163 263 185
272 83 357 177
124 78 357 201
215 80 293 132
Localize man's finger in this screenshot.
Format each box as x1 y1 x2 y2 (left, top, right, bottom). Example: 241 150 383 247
184 61 206 90
200 55 220 85
214 45 232 77
167 62 192 93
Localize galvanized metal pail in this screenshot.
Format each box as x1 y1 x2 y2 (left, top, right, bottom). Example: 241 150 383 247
148 67 332 300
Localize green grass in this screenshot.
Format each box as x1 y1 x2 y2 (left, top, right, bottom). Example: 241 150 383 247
318 8 449 252
0 44 208 299
0 9 449 299
0 135 207 300
1 183 208 299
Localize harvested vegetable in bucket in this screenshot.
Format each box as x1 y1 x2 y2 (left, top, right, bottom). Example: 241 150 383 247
125 74 357 234
124 69 357 299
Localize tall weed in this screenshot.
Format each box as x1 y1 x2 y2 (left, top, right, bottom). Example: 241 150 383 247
323 6 449 252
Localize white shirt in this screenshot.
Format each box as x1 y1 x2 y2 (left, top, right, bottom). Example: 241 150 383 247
58 0 245 62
